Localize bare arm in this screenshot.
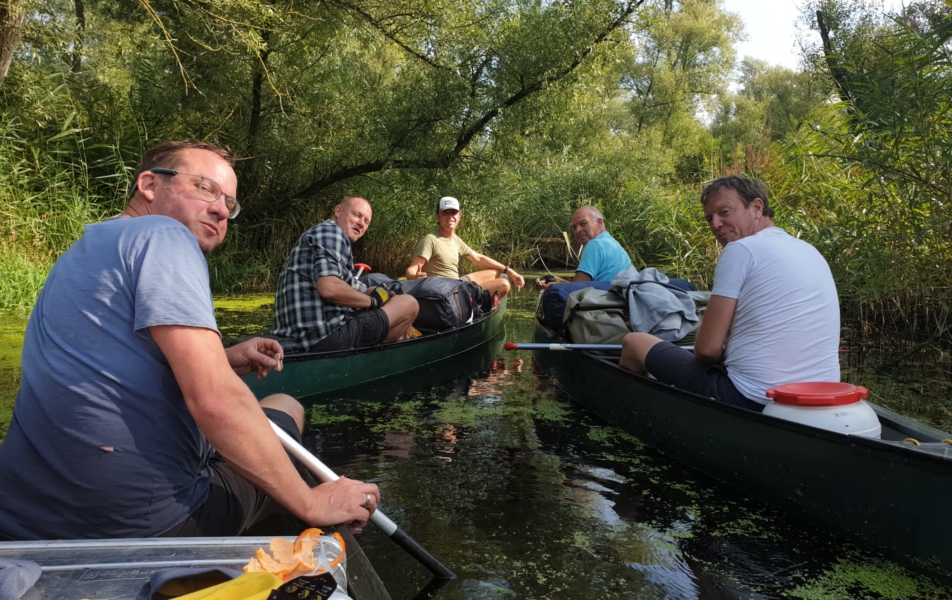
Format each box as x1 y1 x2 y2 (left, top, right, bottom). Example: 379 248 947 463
466 251 503 271
317 276 373 308
224 337 283 380
150 325 379 525
573 271 593 283
534 272 579 290
405 256 428 280
466 252 525 289
692 295 737 364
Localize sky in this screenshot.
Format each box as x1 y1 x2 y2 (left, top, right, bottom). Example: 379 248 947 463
721 0 908 71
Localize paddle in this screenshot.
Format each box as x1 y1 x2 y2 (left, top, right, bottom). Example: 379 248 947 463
354 262 371 279
268 421 456 581
504 341 622 351
506 341 849 353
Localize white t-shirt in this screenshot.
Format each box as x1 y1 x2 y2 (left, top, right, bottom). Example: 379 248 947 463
712 227 840 403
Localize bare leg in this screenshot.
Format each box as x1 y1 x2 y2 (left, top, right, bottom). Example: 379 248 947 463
260 393 305 432
466 270 511 298
619 332 664 376
381 295 419 342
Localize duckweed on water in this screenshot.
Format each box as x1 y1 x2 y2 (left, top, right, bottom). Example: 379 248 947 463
307 404 359 427
786 560 949 599
0 316 27 439
214 294 273 339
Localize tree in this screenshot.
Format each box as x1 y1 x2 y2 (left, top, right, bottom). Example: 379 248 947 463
617 0 741 176
0 0 26 86
710 58 829 172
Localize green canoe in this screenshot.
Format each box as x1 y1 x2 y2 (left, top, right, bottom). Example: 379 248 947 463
532 322 952 582
244 298 506 399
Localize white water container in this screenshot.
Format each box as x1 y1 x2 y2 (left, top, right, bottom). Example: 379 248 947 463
764 382 882 439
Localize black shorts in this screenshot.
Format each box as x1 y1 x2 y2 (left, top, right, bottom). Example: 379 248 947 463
313 309 390 351
159 408 303 537
645 341 765 412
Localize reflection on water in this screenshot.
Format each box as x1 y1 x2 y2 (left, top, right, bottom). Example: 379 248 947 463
292 296 951 600
2 293 949 599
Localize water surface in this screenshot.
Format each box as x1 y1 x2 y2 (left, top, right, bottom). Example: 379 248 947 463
216 293 952 600
1 294 949 599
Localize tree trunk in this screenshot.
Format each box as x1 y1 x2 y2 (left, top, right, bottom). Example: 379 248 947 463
0 0 26 86
246 30 271 175
816 10 855 110
72 0 86 74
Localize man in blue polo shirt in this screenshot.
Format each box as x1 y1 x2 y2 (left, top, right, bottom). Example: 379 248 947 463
534 206 632 289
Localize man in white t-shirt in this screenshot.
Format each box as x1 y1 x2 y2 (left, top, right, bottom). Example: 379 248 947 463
619 175 840 411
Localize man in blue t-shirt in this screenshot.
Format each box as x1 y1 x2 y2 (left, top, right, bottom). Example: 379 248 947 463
534 206 632 289
0 141 380 540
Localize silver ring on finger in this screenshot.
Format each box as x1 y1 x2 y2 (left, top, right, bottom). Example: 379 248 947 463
363 493 373 509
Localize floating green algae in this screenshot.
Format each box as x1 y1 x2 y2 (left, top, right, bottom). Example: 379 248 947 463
785 559 949 599
0 315 28 440
214 293 274 339
307 403 360 427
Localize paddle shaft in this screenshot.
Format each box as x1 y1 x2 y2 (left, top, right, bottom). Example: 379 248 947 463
269 421 456 580
506 342 848 353
506 342 622 351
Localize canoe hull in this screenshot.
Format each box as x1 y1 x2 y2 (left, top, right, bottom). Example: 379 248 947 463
532 324 952 580
244 300 506 399
1 530 390 600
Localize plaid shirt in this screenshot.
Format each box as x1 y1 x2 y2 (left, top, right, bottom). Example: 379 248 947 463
271 219 368 351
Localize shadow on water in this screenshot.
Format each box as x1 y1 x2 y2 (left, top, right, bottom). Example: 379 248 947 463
252 293 952 600
1 293 947 599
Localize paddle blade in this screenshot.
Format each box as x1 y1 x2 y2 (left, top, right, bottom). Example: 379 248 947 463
504 342 518 351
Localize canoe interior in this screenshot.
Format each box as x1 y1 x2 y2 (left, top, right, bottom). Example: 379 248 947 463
532 323 952 582
0 530 391 600
244 298 507 399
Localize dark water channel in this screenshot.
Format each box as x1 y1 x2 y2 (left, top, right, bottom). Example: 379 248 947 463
215 293 951 600
0 293 949 599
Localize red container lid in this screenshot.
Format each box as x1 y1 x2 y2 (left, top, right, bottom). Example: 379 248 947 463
765 382 869 407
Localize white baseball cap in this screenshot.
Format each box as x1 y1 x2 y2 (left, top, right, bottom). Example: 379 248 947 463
438 196 461 212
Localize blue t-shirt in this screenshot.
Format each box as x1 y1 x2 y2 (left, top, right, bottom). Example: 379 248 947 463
0 216 219 539
577 232 632 282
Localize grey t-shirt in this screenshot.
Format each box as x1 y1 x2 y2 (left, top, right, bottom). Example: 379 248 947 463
0 216 219 539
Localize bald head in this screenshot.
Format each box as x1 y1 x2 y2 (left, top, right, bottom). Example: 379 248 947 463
333 196 372 243
571 206 606 245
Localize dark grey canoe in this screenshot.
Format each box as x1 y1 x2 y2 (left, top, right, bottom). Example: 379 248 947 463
532 322 952 582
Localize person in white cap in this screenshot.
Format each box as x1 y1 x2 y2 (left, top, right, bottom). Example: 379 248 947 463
405 196 524 297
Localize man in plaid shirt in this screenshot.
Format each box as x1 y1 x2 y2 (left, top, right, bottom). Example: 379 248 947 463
272 196 418 352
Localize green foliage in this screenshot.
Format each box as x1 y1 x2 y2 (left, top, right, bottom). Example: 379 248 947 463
4 0 952 364
772 0 952 341
711 58 830 174
619 0 742 178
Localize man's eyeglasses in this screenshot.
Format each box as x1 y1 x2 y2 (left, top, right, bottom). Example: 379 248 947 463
146 167 241 219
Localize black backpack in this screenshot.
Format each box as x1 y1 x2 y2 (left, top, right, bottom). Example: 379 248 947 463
358 274 494 332
400 277 494 332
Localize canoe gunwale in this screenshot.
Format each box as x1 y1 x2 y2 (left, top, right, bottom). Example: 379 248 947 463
578 346 952 467
0 530 391 600
243 298 507 398
279 303 505 363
